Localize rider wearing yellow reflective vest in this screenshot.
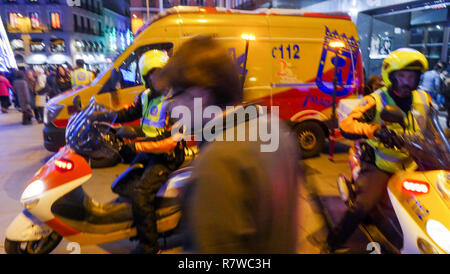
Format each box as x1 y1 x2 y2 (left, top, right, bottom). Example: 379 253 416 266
89 50 181 154
71 59 94 88
363 87 430 173
140 89 169 138
88 49 184 254
322 48 433 253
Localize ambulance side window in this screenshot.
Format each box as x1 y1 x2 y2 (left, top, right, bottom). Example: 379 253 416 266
99 43 173 93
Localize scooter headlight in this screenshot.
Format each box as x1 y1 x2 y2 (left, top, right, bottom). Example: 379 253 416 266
21 180 45 202
426 219 450 253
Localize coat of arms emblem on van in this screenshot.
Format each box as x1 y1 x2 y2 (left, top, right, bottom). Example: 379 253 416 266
316 27 360 97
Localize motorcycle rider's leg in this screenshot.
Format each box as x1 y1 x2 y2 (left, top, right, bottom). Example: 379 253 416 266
132 155 172 254
131 152 153 167
327 163 392 251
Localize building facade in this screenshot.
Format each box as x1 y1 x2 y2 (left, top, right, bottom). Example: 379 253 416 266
103 0 133 61
2 0 132 69
130 0 251 33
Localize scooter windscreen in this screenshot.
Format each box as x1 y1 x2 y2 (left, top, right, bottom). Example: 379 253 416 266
404 107 450 170
65 97 121 160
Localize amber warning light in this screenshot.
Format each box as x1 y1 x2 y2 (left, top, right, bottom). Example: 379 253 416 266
403 180 430 194
329 40 345 49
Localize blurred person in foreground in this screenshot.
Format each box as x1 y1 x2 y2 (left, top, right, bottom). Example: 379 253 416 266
159 35 302 253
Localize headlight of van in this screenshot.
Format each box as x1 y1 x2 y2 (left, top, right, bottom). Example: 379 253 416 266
426 219 450 253
45 104 64 125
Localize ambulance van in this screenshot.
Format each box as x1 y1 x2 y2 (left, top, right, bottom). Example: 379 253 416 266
43 6 364 157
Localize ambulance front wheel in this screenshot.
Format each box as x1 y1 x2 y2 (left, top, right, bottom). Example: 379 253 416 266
294 121 325 158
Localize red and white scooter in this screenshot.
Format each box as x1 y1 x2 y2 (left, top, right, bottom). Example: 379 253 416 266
4 98 196 254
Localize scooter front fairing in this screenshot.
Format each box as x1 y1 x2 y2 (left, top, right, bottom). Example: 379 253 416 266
7 146 93 241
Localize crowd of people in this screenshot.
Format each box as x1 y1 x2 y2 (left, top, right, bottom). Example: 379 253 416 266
0 61 98 125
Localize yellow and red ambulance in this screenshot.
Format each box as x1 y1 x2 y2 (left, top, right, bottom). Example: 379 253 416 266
44 6 364 157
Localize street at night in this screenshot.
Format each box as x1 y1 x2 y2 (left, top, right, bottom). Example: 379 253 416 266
0 0 450 263
0 109 367 254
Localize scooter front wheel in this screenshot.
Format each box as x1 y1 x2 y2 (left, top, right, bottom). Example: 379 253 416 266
4 231 62 254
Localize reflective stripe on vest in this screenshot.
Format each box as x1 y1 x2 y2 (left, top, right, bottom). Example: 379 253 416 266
141 90 168 138
366 88 428 173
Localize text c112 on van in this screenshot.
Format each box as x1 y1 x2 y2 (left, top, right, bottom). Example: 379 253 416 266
272 44 300 59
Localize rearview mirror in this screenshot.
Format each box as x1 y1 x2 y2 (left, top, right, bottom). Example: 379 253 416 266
99 68 120 94
73 95 82 112
110 68 120 91
380 105 405 129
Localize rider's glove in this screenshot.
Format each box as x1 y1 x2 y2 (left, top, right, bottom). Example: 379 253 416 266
374 127 403 149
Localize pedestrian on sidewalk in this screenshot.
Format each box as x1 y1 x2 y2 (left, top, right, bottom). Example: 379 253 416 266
25 68 38 121
0 71 13 113
443 75 450 128
12 71 34 125
420 61 445 107
46 67 59 98
56 65 72 92
33 67 47 123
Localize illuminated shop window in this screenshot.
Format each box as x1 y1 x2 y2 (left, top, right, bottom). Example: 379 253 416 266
50 38 65 53
10 39 24 51
8 12 20 29
50 12 62 30
30 39 45 52
29 12 40 29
